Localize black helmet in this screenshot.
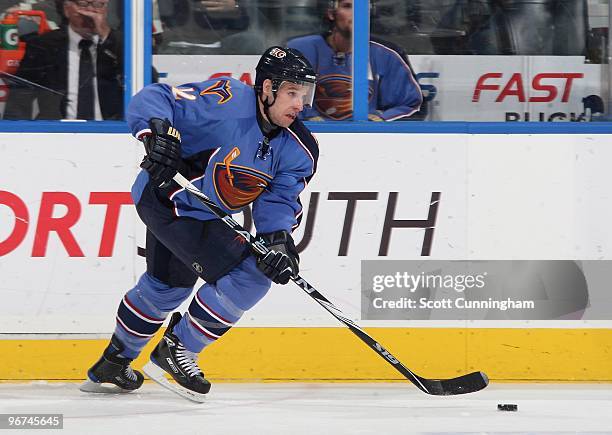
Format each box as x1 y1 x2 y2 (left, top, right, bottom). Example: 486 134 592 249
255 46 317 92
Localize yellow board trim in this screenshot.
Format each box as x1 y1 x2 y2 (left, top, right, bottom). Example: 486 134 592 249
1 328 611 381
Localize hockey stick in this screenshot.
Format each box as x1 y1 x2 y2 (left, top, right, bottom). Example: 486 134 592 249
172 172 489 395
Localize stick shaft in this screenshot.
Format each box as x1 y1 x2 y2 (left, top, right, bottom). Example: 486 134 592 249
171 173 487 395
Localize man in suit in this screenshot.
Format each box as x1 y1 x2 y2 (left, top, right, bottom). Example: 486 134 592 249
3 0 123 120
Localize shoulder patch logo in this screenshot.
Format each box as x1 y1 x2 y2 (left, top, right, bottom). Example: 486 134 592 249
201 80 233 104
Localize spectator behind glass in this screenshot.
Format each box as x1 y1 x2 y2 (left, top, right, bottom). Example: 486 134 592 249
434 0 588 56
155 0 266 54
287 0 423 121
3 0 123 120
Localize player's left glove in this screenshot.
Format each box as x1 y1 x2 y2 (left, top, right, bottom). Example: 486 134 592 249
256 230 299 285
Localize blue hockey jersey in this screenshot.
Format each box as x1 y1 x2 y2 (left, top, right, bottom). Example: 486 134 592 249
287 34 423 121
127 78 319 234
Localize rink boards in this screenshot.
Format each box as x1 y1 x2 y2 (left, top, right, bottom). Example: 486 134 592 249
1 132 612 381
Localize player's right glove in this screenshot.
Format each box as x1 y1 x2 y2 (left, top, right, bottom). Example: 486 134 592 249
140 118 182 184
256 230 299 285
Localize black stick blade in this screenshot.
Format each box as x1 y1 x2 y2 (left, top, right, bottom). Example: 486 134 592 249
419 371 489 395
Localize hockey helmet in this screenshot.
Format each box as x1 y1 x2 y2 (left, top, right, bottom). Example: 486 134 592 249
255 46 317 107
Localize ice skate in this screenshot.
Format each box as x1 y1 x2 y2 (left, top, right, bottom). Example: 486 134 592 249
80 334 144 394
143 312 211 403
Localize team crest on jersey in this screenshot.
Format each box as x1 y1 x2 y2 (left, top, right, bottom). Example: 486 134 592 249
201 80 233 104
213 148 272 210
315 74 373 120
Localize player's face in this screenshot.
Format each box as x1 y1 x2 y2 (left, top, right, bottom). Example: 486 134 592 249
265 81 312 128
330 0 352 36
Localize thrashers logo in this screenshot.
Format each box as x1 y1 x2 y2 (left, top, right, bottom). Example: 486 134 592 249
213 148 272 210
315 74 373 120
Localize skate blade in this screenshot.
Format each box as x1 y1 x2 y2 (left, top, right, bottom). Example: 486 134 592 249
143 361 207 403
79 379 134 394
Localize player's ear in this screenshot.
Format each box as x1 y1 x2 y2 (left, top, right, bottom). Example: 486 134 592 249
262 79 273 100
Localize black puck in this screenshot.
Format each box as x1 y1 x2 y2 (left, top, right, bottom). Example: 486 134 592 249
497 404 518 411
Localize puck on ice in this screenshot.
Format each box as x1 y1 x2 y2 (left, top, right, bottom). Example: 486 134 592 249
497 404 518 411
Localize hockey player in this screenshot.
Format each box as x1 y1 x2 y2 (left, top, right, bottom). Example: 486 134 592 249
287 0 423 121
80 46 318 402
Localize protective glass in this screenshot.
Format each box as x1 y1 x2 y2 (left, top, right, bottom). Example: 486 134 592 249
278 80 316 108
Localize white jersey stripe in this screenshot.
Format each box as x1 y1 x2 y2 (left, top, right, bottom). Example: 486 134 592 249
122 296 164 324
116 316 156 338
135 128 152 140
186 312 221 339
195 293 234 326
286 128 315 171
370 40 423 120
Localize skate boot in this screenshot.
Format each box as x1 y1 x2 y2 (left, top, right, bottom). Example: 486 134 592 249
143 312 211 402
79 334 144 393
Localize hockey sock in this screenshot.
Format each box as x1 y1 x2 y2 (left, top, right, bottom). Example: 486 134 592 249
173 282 241 353
174 257 271 353
114 272 193 358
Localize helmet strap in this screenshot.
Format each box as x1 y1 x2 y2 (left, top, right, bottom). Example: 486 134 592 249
257 82 280 130
257 91 279 133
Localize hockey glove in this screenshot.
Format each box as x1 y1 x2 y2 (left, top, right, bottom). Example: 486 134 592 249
140 118 182 184
256 230 299 285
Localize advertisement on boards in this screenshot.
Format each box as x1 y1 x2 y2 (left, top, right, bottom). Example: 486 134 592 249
2 133 612 332
153 54 606 122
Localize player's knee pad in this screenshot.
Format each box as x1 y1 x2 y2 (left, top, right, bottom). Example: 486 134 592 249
115 273 194 345
186 288 239 345
215 256 272 311
135 272 194 312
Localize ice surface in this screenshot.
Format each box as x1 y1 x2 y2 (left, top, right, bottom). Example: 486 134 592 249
0 382 610 434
